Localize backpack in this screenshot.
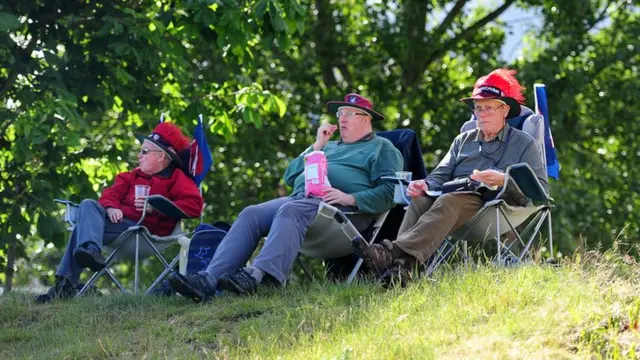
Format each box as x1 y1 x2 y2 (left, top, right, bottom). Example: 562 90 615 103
152 221 230 296
185 222 230 274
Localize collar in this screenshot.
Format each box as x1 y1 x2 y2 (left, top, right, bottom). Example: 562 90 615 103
476 123 510 143
338 132 375 144
135 165 175 179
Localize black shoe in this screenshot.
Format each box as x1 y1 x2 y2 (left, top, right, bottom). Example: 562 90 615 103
168 272 216 303
73 246 106 272
218 269 258 296
35 277 76 303
150 279 177 297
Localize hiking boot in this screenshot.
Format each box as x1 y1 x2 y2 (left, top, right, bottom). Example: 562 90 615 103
218 269 258 296
351 236 395 274
73 245 106 272
35 277 76 304
168 272 216 303
381 256 416 288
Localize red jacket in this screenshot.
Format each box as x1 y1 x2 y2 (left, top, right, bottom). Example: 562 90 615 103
98 167 204 236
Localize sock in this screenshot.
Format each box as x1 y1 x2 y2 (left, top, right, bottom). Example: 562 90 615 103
82 242 101 252
243 266 265 284
199 271 218 289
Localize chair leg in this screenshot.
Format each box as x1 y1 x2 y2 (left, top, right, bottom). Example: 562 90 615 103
547 212 554 260
425 239 457 277
76 240 128 297
346 259 364 284
146 254 180 295
518 210 549 262
77 268 106 296
104 268 129 293
346 226 385 284
134 232 140 295
296 256 316 282
495 207 501 263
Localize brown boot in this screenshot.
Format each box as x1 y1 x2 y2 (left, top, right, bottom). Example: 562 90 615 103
381 255 417 288
352 236 395 274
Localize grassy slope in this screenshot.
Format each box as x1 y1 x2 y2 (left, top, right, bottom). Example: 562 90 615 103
2 253 640 359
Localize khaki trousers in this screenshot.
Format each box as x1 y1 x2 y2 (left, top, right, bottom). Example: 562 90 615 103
394 193 484 264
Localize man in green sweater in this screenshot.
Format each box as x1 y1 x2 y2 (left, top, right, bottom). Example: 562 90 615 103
168 93 403 300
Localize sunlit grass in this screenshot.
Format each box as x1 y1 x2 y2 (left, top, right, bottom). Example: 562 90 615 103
2 251 639 359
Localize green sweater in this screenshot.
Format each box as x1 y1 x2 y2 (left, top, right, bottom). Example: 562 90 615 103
284 134 403 214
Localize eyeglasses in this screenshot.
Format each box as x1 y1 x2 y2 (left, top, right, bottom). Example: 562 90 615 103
473 104 505 114
336 110 369 118
139 148 163 155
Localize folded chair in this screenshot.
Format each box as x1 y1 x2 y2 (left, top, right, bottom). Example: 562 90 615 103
420 104 556 275
298 129 427 283
55 115 213 295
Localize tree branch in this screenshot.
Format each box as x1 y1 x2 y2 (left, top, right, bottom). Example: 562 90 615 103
400 0 430 87
586 0 615 33
424 0 516 65
313 0 338 88
428 0 469 45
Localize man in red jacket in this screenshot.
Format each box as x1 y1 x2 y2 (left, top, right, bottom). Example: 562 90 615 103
36 122 204 303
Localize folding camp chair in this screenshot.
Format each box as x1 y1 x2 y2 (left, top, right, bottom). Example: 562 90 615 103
298 129 427 283
419 105 555 275
54 198 196 296
55 115 213 296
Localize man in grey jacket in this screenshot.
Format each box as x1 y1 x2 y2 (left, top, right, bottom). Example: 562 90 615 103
353 68 548 285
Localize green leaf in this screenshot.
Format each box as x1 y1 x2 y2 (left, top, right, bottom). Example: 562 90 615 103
0 12 21 32
243 107 262 128
273 95 286 117
268 3 287 32
253 0 269 18
37 214 65 244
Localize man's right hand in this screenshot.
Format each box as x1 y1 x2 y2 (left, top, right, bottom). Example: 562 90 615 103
313 123 338 151
106 207 123 223
406 179 428 197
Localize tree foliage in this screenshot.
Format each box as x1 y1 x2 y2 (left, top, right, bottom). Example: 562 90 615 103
1 0 638 289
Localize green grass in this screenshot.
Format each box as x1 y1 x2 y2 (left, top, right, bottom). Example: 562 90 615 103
2 252 640 359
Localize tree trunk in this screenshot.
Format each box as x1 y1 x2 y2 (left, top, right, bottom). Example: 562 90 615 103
4 236 16 292
313 0 337 89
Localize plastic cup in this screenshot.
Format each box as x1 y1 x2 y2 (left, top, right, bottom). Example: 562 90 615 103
135 185 151 199
395 171 412 183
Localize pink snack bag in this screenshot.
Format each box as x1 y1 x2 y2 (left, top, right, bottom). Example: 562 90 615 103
304 151 331 197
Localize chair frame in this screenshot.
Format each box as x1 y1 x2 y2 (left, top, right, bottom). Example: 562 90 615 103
422 163 555 276
55 195 193 296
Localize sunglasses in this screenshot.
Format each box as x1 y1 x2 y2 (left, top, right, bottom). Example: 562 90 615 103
139 148 164 155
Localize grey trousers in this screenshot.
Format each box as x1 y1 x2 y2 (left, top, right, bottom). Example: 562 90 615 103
56 199 135 284
203 196 323 285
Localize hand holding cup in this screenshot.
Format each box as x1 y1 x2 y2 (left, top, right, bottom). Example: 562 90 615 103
134 185 152 212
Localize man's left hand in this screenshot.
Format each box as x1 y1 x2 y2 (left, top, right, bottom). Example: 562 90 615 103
322 188 356 207
470 169 505 187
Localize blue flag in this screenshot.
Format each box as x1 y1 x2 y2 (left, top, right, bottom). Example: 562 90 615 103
189 114 213 187
534 84 560 180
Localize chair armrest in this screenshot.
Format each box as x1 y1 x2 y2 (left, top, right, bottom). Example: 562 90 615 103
381 175 411 184
500 163 551 203
145 195 193 220
54 199 79 207
55 199 80 229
